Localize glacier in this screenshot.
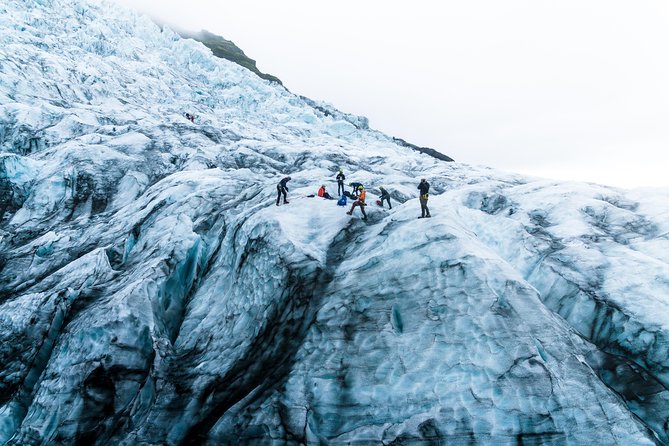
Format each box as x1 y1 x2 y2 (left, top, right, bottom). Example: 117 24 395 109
1 0 668 445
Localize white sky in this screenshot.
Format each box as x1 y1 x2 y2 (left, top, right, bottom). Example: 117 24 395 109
112 0 669 188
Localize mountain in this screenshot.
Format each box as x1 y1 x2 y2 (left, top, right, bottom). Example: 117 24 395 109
176 27 453 163
1 0 668 445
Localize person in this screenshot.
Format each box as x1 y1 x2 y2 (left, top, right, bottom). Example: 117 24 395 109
349 182 363 198
346 185 367 219
417 178 431 218
379 186 392 209
276 176 291 205
317 185 334 200
184 112 195 123
336 169 346 196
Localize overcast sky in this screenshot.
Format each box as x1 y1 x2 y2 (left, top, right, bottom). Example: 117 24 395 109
112 0 669 188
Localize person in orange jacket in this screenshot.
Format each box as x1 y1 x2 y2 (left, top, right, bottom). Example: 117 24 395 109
346 185 367 219
317 185 334 199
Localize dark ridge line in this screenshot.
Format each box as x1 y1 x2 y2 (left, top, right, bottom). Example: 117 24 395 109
392 137 454 163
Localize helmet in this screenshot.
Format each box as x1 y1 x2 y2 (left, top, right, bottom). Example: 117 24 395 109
358 185 363 190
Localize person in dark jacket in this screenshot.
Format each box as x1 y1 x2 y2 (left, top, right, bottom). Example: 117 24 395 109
276 176 291 205
349 182 363 198
336 169 346 196
379 186 392 209
417 178 430 218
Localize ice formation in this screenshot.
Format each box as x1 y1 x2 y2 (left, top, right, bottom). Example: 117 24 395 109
1 0 668 444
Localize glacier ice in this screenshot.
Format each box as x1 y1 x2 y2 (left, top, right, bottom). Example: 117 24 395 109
1 0 668 444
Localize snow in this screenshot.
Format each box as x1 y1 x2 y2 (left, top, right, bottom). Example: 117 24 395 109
0 0 668 444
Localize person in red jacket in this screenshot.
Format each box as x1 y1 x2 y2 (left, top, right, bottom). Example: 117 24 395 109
346 185 367 219
317 185 334 199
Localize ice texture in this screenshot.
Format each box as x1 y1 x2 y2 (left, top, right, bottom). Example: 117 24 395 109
1 0 668 445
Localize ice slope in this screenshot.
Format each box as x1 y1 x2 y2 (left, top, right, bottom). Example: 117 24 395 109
0 0 668 444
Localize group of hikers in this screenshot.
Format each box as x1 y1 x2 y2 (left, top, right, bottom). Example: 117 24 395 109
276 170 431 219
181 112 431 218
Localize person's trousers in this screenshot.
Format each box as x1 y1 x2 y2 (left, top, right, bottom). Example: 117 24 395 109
350 200 367 217
276 186 287 204
382 197 391 209
337 181 344 196
420 198 430 217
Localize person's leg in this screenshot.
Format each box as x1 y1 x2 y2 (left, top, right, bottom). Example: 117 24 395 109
276 186 281 205
420 198 426 217
360 203 367 219
425 200 430 217
282 188 288 203
347 201 358 215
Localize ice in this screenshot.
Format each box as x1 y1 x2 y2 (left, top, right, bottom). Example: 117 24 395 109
0 0 668 444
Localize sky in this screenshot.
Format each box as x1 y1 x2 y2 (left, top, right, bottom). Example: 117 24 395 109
111 0 669 189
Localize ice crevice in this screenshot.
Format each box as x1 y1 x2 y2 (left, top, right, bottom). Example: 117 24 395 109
122 213 359 445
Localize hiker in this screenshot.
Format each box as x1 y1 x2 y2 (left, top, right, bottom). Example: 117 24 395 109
417 178 431 218
318 185 334 200
349 182 363 198
336 169 346 196
184 112 195 123
379 186 392 209
276 176 291 205
346 185 367 219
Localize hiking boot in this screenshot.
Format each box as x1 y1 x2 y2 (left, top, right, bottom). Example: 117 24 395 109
346 212 352 215
284 201 289 204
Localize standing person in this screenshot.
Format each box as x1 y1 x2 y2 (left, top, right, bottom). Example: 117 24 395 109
346 185 367 219
417 178 431 218
349 182 363 198
336 169 346 196
276 176 291 206
379 186 392 209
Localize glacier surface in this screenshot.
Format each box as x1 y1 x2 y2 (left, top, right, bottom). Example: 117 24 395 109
0 0 668 445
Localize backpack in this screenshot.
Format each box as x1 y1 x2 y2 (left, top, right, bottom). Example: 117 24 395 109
337 196 347 206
